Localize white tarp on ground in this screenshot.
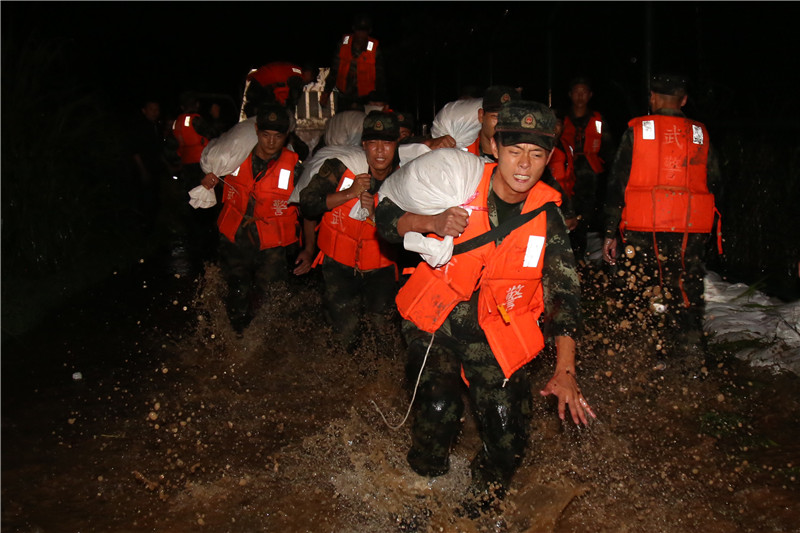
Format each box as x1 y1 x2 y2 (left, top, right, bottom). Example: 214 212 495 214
704 271 800 376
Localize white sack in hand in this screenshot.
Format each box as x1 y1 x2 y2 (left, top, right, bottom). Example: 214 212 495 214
188 185 217 209
430 97 482 150
403 233 456 268
379 148 485 267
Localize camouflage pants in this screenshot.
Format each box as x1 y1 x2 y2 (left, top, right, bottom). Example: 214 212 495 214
218 225 299 328
624 231 708 347
402 311 532 491
319 256 398 348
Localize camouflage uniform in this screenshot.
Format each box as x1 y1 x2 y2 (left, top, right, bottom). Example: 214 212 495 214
219 150 305 332
299 123 400 348
604 104 721 349
376 153 582 493
564 82 616 260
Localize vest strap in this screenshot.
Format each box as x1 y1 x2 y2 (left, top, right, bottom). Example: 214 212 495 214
452 202 554 255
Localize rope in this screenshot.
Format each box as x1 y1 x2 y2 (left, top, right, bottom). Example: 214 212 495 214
371 331 435 431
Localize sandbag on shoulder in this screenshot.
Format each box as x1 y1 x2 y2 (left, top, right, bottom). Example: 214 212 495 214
324 110 367 147
379 148 485 267
288 145 368 205
430 97 482 150
200 114 299 178
200 117 258 177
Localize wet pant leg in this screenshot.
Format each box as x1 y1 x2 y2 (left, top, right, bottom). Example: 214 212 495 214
249 243 298 316
362 265 398 331
320 257 363 347
218 231 257 330
461 340 532 493
402 319 465 477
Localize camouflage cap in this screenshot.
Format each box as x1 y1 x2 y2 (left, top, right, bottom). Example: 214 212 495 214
495 100 557 151
361 110 399 142
651 73 688 96
256 103 290 133
395 111 415 131
482 85 520 113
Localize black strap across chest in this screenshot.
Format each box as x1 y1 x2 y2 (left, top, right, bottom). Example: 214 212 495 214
452 202 555 255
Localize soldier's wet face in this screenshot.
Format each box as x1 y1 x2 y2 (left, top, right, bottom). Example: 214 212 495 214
491 141 552 203
255 129 287 160
362 140 397 174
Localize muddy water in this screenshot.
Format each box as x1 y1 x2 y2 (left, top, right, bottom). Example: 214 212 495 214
2 241 799 532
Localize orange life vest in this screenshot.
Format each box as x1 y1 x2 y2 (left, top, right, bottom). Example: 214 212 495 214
172 113 209 165
247 62 303 106
548 139 576 197
217 148 300 250
396 163 562 379
315 169 396 271
622 114 714 234
335 35 378 97
562 111 604 174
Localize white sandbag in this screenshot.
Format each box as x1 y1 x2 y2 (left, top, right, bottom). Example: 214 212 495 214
430 97 482 150
200 113 298 177
288 141 434 205
379 148 485 214
288 145 368 204
379 148 486 267
398 143 431 165
324 110 366 147
200 117 258 177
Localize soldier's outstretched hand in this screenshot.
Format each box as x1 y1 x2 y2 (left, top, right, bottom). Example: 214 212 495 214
540 369 596 426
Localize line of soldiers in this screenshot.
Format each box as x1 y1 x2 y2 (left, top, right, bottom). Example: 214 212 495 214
182 19 720 516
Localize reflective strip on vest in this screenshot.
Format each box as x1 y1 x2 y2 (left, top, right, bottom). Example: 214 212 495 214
278 169 291 190
367 40 374 51
523 235 545 267
184 116 192 127
339 176 354 191
692 125 704 144
642 120 655 139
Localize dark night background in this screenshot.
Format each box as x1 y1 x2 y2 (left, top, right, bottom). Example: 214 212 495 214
2 1 800 335
2 5 800 531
